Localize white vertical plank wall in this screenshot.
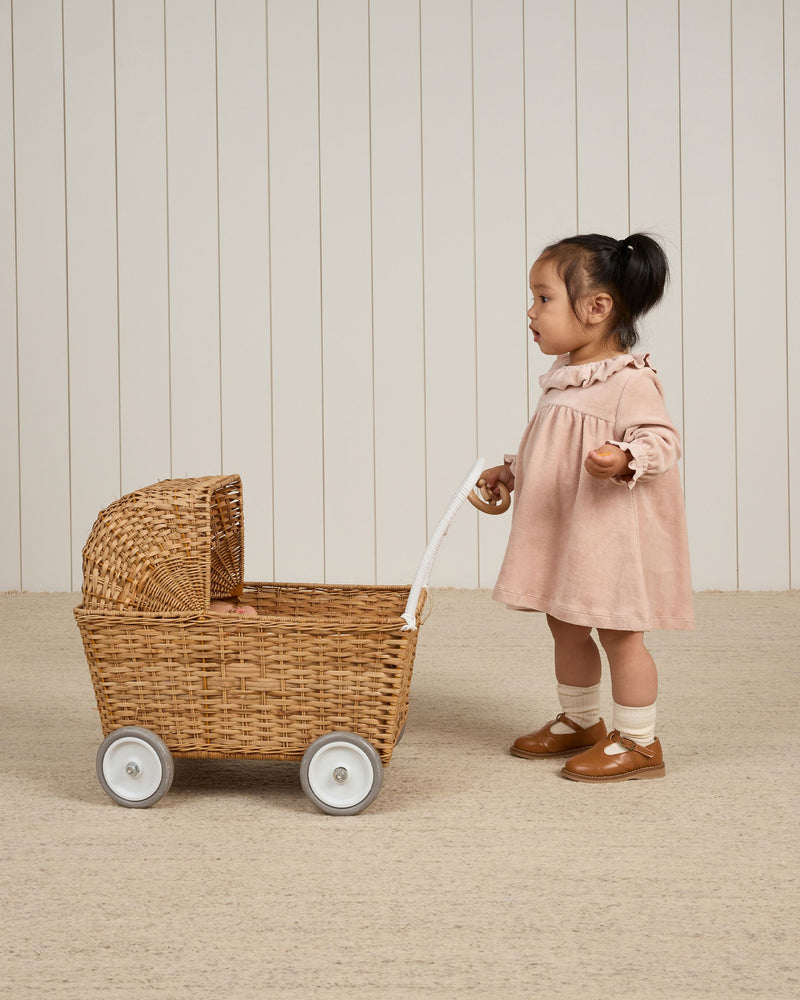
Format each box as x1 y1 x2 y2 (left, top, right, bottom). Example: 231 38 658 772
114 0 172 499
523 0 578 411
369 2 427 583
12 0 72 592
420 0 480 586
627 0 684 427
63 0 120 591
575 0 629 235
3 0 798 594
216 0 273 581
164 0 222 479
679 0 738 591
473 0 528 587
732 0 790 589
318 0 375 584
266 0 324 583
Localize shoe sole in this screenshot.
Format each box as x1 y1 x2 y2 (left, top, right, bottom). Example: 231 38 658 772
510 745 594 760
560 763 666 782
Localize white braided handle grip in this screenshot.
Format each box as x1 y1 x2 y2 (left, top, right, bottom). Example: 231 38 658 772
401 457 486 631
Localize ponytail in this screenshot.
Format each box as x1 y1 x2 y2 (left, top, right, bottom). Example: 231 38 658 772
539 232 669 350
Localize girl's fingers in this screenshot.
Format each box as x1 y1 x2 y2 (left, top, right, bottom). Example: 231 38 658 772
585 452 615 478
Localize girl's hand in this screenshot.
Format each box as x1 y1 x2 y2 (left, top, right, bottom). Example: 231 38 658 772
478 464 515 497
584 444 631 480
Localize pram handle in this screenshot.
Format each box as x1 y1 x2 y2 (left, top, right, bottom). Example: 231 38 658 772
401 457 488 631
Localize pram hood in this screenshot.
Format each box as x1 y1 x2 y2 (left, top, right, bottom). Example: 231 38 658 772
79 475 244 614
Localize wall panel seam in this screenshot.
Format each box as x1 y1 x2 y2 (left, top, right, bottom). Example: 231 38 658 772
573 0 579 224
367 0 378 585
470 0 480 584
61 0 75 588
418 0 429 545
625 0 630 233
782 0 793 588
315 0 326 581
162 0 173 478
677 0 687 505
112 0 122 500
265 0 276 581
214 0 223 474
10 0 22 588
730 0 740 587
521 0 529 417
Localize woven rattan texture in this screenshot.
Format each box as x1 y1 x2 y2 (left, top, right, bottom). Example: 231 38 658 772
76 584 423 763
80 476 243 614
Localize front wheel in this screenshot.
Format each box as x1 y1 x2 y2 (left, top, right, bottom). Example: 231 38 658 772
96 727 174 808
300 732 383 815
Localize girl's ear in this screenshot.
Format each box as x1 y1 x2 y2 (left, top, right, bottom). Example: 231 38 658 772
584 291 614 326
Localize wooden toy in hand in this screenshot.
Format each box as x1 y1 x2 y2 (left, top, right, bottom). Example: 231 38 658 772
468 478 511 515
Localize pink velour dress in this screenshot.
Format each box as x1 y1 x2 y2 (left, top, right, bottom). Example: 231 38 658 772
493 353 694 631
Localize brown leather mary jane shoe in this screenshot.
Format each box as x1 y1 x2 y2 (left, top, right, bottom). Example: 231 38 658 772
561 731 665 782
510 714 607 759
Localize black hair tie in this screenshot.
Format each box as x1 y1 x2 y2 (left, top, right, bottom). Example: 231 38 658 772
616 239 634 255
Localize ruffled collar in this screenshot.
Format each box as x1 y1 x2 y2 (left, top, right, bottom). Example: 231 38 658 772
539 353 653 391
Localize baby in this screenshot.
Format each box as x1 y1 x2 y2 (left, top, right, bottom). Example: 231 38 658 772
209 599 258 617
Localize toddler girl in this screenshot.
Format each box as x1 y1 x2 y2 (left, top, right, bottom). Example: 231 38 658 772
480 233 693 782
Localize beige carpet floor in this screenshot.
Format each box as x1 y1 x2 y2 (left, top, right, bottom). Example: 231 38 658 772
1 589 798 999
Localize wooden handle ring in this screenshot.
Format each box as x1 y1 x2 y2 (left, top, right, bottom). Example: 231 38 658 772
468 479 511 515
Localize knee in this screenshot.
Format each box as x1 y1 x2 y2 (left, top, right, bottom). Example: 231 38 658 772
547 615 593 645
597 629 643 655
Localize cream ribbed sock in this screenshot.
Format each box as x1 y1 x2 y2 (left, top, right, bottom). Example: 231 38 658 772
604 701 657 755
550 682 602 734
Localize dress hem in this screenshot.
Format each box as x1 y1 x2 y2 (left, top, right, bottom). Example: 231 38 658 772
492 588 695 632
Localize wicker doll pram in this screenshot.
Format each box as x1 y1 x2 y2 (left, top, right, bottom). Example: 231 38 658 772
74 459 487 814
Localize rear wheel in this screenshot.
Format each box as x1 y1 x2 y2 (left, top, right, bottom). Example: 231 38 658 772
300 732 383 815
96 727 174 808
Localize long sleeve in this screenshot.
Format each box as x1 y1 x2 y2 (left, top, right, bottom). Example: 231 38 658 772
608 370 682 489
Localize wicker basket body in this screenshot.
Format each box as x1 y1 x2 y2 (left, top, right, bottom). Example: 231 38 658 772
75 477 424 764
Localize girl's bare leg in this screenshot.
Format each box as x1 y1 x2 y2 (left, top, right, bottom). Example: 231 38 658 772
546 614 602 687
597 629 657 707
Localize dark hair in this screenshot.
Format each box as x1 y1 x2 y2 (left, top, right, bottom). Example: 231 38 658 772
538 233 669 350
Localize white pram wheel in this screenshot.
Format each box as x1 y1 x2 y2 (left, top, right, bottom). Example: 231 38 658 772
96 726 174 808
300 732 383 815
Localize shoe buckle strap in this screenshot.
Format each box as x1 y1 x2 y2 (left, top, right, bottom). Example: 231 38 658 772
555 712 582 733
609 730 656 758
